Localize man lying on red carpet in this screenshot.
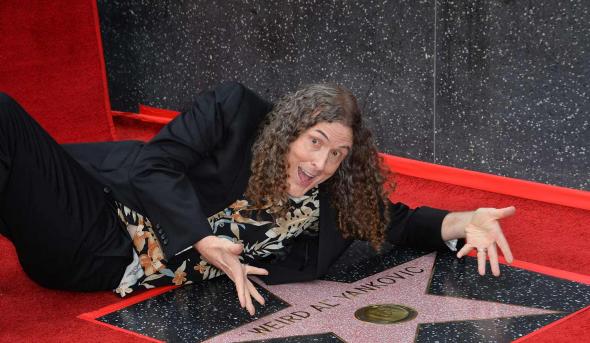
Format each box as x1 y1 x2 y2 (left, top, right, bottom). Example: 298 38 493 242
0 82 514 316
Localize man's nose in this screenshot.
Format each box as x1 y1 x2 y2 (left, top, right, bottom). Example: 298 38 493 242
311 150 329 172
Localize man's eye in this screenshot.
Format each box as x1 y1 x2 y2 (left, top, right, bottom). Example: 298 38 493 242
331 151 340 157
311 138 319 145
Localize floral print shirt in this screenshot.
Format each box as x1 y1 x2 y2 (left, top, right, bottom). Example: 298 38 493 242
114 187 319 297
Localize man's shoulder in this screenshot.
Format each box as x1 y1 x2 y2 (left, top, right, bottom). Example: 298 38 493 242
214 82 271 109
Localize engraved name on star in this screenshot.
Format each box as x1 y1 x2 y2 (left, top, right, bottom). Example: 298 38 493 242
205 253 557 343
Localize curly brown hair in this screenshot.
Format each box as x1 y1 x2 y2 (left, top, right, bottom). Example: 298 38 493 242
245 83 394 249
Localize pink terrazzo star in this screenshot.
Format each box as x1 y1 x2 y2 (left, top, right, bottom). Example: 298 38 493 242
205 253 558 343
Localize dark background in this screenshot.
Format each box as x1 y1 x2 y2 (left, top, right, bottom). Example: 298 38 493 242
97 0 589 191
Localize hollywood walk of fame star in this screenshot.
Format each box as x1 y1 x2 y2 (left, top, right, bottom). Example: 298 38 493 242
204 253 558 343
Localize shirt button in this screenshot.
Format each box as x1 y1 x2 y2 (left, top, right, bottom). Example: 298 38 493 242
103 187 111 194
162 238 169 245
161 233 167 240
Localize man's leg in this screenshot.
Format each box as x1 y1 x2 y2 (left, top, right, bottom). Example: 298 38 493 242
0 93 131 291
0 217 9 240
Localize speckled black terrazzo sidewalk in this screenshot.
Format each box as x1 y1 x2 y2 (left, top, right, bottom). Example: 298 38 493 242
93 242 590 343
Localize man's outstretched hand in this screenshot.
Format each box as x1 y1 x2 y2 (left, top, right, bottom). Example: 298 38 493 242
195 235 268 315
456 206 515 276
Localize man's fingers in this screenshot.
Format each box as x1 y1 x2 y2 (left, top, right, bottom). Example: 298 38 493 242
488 243 500 276
234 282 246 308
491 206 516 219
247 280 265 306
229 243 244 255
232 267 246 308
244 284 255 315
457 243 473 258
477 249 486 276
246 266 269 276
496 232 514 263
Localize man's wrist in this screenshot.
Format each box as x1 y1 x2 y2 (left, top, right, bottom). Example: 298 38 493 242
194 235 217 253
441 211 474 241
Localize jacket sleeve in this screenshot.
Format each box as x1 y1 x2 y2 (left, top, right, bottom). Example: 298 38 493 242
128 82 246 259
386 202 450 251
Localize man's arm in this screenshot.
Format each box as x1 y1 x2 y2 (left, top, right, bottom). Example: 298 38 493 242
129 82 247 259
387 202 515 276
386 202 449 251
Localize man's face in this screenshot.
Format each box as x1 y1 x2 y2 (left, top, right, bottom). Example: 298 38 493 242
286 121 353 197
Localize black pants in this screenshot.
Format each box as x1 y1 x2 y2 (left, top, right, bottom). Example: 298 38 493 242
0 93 132 291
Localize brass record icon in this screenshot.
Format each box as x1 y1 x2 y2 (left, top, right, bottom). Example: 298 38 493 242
354 304 418 324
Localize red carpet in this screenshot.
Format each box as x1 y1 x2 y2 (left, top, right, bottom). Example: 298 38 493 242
0 236 145 343
1 169 589 342
0 1 588 342
0 0 114 143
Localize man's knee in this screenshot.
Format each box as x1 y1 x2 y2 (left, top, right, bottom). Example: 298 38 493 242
0 93 20 118
0 93 25 124
0 92 17 106
0 93 22 140
0 217 11 241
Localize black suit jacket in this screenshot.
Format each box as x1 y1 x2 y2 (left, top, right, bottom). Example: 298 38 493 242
64 82 449 285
